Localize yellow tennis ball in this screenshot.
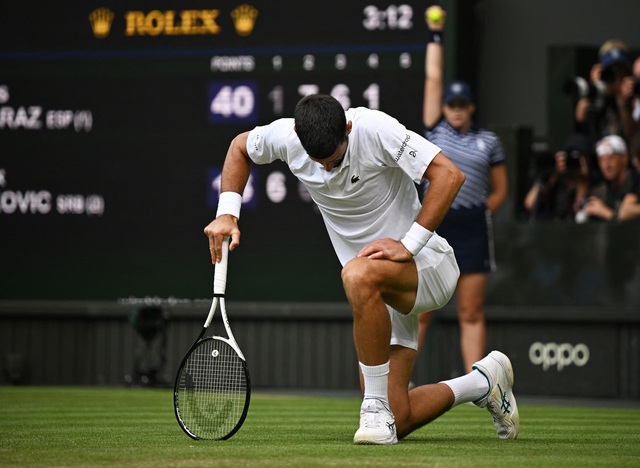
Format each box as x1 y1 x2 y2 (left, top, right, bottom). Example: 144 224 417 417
427 8 443 23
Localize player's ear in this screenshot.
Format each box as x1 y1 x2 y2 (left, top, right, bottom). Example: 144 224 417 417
346 120 353 136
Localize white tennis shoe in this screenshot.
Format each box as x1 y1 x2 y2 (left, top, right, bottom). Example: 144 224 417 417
353 398 398 445
472 350 520 440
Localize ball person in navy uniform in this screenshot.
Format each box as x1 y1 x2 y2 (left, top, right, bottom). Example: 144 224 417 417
205 94 519 444
419 6 508 373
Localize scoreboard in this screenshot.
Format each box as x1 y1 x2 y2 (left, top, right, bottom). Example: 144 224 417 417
0 1 429 302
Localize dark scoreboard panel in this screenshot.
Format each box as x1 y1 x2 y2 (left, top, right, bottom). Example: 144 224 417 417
0 1 429 301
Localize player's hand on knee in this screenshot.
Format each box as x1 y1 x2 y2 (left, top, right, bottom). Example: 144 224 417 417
357 238 413 262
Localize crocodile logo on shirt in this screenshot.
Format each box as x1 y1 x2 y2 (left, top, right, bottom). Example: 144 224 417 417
351 175 361 183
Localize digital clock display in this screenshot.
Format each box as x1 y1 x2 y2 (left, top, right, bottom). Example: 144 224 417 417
0 1 429 301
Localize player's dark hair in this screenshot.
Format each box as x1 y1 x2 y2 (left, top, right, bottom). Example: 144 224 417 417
294 94 347 159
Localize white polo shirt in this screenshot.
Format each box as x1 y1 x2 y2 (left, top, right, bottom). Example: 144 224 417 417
246 107 442 266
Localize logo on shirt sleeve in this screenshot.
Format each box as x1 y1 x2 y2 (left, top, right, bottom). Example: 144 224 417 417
395 134 412 162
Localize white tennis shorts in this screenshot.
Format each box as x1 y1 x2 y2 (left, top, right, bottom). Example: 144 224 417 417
388 233 459 350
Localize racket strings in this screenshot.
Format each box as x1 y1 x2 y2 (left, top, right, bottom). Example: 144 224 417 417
177 339 248 439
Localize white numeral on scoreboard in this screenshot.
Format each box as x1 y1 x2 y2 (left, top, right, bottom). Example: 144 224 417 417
296 84 379 110
210 85 255 118
362 83 379 110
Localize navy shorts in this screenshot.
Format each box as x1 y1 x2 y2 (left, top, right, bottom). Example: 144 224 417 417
436 205 495 274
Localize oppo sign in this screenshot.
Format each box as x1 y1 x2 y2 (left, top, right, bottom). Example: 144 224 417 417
529 342 590 372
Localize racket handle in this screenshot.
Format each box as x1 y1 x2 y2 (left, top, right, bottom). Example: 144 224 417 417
214 237 230 295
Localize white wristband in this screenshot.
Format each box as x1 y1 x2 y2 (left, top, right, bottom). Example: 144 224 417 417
400 222 434 256
216 192 242 219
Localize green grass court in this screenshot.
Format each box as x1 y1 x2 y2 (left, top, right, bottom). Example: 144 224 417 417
1 386 639 467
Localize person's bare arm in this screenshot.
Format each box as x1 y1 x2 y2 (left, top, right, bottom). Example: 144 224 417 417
423 6 446 129
583 195 615 221
203 131 252 262
523 182 541 213
416 152 465 231
486 164 508 215
219 132 252 194
618 193 640 221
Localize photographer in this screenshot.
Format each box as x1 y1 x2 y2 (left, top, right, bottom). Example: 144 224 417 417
524 133 594 221
581 135 640 222
572 43 640 144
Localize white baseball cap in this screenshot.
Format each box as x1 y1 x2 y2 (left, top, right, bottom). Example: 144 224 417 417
596 135 628 156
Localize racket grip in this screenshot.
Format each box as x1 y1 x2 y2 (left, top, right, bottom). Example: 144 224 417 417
214 237 230 295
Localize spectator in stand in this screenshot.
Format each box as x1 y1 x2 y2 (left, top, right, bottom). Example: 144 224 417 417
524 133 595 222
417 6 508 373
583 134 640 300
580 134 640 222
574 41 640 145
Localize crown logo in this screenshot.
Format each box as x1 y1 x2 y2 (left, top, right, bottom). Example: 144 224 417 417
89 7 115 39
231 5 258 36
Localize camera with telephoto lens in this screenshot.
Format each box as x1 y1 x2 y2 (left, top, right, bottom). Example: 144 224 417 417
600 62 630 83
562 76 605 101
600 61 640 97
565 149 582 171
563 132 593 174
535 134 591 177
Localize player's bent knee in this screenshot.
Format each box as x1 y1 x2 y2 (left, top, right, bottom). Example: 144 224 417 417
341 258 368 287
341 259 381 301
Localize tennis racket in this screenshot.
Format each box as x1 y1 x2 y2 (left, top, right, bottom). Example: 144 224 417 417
173 236 251 440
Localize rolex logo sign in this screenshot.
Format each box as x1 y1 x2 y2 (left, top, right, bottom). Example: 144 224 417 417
88 5 259 39
89 7 115 39
231 5 258 36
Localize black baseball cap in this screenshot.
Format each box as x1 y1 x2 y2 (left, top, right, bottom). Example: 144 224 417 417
443 81 474 105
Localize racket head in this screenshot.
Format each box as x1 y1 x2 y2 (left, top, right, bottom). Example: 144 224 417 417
174 337 251 440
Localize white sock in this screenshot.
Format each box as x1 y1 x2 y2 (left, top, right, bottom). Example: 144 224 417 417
360 361 390 404
441 370 490 407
